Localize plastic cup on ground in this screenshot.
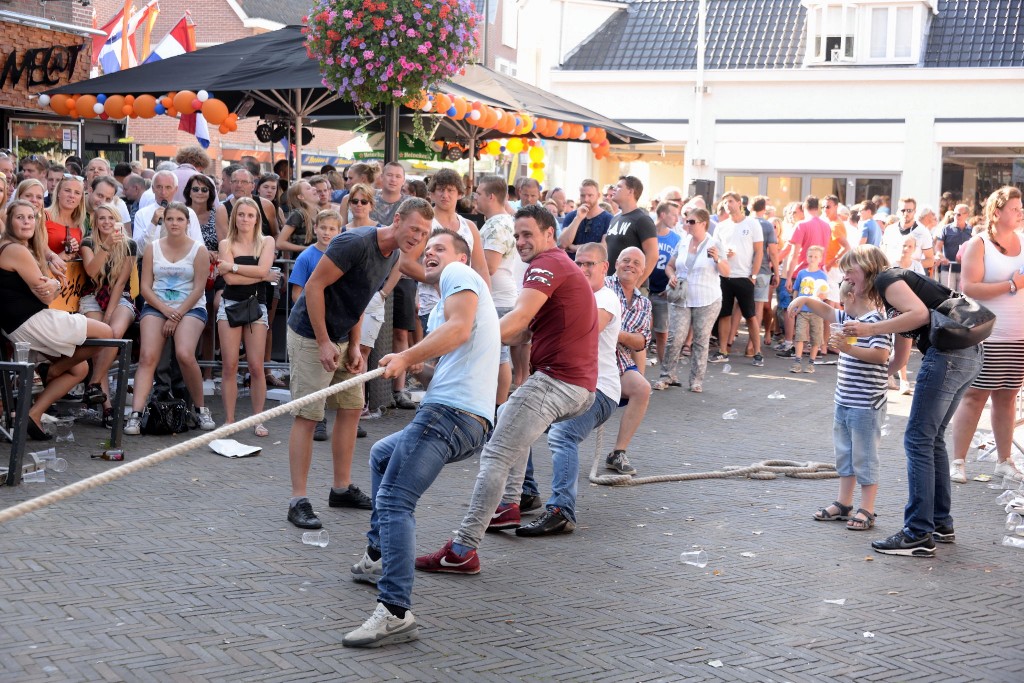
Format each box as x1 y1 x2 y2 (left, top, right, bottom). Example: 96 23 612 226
1001 535 1024 549
23 469 45 483
302 530 329 548
1006 512 1023 531
721 363 732 374
680 550 708 568
722 409 738 420
14 342 31 363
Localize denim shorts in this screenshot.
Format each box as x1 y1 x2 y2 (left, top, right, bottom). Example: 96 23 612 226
216 298 268 327
141 303 208 325
833 403 882 485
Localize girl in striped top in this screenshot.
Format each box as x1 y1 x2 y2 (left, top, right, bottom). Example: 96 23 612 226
790 280 891 531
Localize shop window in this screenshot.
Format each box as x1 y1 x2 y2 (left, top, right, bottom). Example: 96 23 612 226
722 176 759 204
767 176 803 211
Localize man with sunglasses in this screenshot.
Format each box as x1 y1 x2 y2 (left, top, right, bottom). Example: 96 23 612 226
881 197 934 268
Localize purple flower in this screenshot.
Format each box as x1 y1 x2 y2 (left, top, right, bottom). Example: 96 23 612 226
363 50 375 59
417 44 429 54
342 9 352 18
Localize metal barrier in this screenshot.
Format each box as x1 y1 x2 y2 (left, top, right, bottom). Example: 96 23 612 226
0 361 33 486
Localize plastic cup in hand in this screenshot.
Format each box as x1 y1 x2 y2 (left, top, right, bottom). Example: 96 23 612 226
722 409 738 420
680 550 708 568
14 342 31 363
301 530 329 548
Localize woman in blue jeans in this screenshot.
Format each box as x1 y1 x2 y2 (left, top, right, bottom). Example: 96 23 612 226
840 245 983 557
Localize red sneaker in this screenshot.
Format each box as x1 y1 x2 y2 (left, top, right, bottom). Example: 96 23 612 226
415 539 480 574
487 502 521 532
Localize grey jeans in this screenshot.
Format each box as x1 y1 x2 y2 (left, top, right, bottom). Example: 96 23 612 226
660 299 723 387
455 371 593 549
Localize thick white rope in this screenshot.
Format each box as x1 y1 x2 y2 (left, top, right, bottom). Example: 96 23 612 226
0 367 386 525
587 423 838 486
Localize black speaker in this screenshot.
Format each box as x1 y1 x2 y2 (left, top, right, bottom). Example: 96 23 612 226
688 179 715 201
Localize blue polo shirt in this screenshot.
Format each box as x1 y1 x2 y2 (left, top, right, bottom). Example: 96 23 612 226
562 209 613 247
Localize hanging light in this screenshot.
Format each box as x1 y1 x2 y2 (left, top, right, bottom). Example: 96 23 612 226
255 122 274 143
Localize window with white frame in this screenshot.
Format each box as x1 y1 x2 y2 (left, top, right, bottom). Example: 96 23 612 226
495 57 518 77
803 1 933 65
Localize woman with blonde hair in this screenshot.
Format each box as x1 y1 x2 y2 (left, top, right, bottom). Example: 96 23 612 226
276 180 318 255
216 197 278 436
339 162 378 220
78 202 138 422
949 186 1024 484
839 244 983 557
0 200 112 439
44 175 86 260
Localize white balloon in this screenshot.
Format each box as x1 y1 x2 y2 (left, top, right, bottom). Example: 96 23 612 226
197 90 210 102
93 103 105 114
38 94 51 106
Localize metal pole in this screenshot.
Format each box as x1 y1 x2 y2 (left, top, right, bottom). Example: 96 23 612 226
383 104 400 163
294 89 303 180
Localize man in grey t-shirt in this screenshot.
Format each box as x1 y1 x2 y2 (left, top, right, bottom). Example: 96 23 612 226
371 162 409 226
284 198 433 531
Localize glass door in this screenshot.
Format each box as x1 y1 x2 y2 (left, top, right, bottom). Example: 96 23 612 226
9 118 81 162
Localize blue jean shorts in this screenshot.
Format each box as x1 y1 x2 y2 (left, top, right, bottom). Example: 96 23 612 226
833 403 882 485
141 303 208 325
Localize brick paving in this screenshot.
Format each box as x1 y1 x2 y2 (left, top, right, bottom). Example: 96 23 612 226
2 353 1023 682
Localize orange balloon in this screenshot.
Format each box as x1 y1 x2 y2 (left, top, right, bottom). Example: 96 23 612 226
50 94 69 116
134 94 158 119
451 96 467 119
104 95 126 119
123 105 134 117
433 93 452 114
124 94 135 105
160 95 173 109
65 96 78 115
201 98 229 125
404 92 427 109
76 95 98 119
173 90 197 114
219 123 231 135
166 107 178 118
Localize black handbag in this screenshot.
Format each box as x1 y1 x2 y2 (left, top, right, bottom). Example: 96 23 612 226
141 397 191 435
929 294 995 351
225 294 261 328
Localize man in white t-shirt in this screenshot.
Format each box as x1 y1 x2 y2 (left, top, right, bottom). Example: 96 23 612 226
475 174 518 404
132 170 202 252
709 192 764 365
343 229 499 648
515 241 622 537
880 197 934 269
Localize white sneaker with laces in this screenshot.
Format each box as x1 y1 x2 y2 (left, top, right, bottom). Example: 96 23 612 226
342 603 418 648
994 460 1024 481
124 411 142 435
950 459 967 484
899 380 912 395
196 406 216 431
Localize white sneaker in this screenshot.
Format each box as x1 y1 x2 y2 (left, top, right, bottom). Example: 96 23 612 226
899 380 912 395
950 459 967 484
351 550 382 584
342 603 418 648
124 411 142 435
196 406 216 431
994 460 1024 481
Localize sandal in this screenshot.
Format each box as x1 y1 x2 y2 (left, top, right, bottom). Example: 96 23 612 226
813 501 852 521
846 509 877 531
265 373 287 388
681 345 692 357
254 423 269 437
83 383 107 405
652 379 670 391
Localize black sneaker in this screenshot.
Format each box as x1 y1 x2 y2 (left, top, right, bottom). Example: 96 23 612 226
329 484 373 510
933 525 955 543
871 529 936 557
707 352 729 364
313 418 328 442
288 498 322 529
776 346 796 358
606 450 637 475
516 507 576 537
752 353 764 367
358 425 367 438
520 493 542 512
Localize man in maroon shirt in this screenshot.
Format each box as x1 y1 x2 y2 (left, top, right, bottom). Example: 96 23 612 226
416 204 598 574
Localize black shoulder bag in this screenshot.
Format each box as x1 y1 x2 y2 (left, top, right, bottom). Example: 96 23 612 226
226 294 261 328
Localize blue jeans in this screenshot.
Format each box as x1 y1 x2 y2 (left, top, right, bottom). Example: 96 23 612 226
455 371 593 549
903 344 983 538
545 390 617 522
367 403 488 609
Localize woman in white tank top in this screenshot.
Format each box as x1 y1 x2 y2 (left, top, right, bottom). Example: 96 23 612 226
950 186 1024 483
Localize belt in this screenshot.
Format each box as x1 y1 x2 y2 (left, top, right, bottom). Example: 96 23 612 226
453 407 490 430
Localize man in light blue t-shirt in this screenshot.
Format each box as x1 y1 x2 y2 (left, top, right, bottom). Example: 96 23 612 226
343 229 500 648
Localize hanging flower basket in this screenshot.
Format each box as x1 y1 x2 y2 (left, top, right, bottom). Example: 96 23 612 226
304 0 481 110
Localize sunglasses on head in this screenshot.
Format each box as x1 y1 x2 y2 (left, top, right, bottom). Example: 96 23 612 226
350 198 371 205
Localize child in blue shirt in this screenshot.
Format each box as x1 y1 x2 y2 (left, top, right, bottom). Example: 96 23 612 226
788 245 829 372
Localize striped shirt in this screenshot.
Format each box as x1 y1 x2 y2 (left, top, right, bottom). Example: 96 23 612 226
606 275 652 374
835 309 891 410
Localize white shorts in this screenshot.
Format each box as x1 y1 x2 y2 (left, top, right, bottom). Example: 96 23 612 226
360 292 386 349
9 309 88 360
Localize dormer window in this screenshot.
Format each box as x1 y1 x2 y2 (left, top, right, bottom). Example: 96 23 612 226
803 1 937 66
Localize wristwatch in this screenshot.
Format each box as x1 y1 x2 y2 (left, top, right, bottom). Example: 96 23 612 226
1009 278 1017 295
231 263 239 274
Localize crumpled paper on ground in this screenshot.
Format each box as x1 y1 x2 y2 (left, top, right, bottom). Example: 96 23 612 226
209 439 261 458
